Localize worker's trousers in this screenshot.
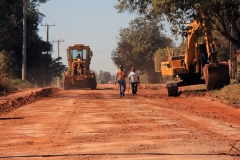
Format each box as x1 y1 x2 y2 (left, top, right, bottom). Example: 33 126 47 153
117 80 126 96
131 82 138 95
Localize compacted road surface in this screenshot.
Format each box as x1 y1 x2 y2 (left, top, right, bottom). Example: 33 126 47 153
0 84 239 160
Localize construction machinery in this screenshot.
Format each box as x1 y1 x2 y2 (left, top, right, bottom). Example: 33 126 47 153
161 47 185 82
161 19 230 95
63 43 97 90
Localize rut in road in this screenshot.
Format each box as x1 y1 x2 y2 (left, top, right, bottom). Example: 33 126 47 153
0 85 239 160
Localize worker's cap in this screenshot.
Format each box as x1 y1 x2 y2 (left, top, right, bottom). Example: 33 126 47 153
119 65 123 68
131 67 135 71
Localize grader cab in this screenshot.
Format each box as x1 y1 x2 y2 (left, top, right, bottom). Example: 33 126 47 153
63 43 97 90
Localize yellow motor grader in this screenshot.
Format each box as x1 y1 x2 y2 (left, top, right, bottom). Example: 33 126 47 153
161 19 230 96
63 43 97 90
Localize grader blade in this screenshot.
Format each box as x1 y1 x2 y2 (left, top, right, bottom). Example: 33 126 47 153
203 62 230 90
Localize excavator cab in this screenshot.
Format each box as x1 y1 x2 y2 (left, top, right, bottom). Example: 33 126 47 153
161 55 186 81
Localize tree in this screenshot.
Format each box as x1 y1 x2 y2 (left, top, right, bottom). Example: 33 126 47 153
0 0 49 51
97 70 112 84
115 0 240 48
111 16 174 83
153 48 166 73
0 0 24 51
0 0 65 87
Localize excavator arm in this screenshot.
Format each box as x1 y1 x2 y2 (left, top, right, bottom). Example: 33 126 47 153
165 19 230 96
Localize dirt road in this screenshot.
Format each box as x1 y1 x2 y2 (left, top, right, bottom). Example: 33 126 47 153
0 84 239 160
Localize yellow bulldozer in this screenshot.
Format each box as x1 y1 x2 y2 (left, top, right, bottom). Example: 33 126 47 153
161 19 230 96
63 43 97 90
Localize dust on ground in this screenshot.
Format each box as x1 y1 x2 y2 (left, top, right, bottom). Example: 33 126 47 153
0 84 239 160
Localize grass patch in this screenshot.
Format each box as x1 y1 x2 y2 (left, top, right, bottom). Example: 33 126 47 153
11 79 35 90
181 81 240 108
208 83 240 107
180 84 207 96
139 84 163 90
0 77 35 93
182 84 207 91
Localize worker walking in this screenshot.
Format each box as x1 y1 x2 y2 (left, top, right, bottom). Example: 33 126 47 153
115 65 126 98
128 67 140 95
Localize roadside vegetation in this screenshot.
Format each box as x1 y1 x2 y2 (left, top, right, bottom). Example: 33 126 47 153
0 0 65 92
0 75 35 93
180 80 240 108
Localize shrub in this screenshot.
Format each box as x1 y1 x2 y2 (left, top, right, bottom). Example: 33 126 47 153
0 76 35 93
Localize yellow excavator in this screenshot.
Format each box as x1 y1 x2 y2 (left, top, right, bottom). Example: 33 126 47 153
161 47 185 81
63 43 97 90
161 19 230 96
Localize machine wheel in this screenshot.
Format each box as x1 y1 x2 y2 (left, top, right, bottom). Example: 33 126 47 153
90 79 97 90
63 78 69 90
166 82 179 96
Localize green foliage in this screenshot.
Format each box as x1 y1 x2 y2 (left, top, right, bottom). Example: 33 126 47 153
0 75 13 92
97 70 112 84
0 0 65 88
153 48 167 72
11 79 35 89
237 54 240 82
139 73 150 84
115 0 240 48
0 75 35 92
208 84 240 108
181 83 240 108
111 16 174 83
212 30 230 62
0 0 22 51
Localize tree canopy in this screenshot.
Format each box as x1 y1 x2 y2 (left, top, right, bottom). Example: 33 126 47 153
0 0 65 87
97 70 112 84
111 17 174 82
115 0 240 48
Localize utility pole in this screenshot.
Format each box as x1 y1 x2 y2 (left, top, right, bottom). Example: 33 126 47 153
52 39 64 60
22 0 26 80
52 39 64 87
41 23 55 54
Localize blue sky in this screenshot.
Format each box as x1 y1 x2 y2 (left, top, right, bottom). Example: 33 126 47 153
37 0 181 75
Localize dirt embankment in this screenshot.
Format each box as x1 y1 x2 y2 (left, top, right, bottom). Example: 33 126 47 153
0 87 60 115
178 87 240 109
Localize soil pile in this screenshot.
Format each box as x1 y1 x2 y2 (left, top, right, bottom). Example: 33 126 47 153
0 87 60 115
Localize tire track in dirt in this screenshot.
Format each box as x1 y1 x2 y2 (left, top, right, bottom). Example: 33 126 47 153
0 85 239 159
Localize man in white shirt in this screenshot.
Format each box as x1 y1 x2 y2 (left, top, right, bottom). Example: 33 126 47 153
128 67 140 95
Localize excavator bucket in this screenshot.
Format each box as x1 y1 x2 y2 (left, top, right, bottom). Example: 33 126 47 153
203 62 230 90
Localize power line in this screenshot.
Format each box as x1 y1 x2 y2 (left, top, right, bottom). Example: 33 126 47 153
40 5 67 49
41 23 55 54
52 39 64 61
